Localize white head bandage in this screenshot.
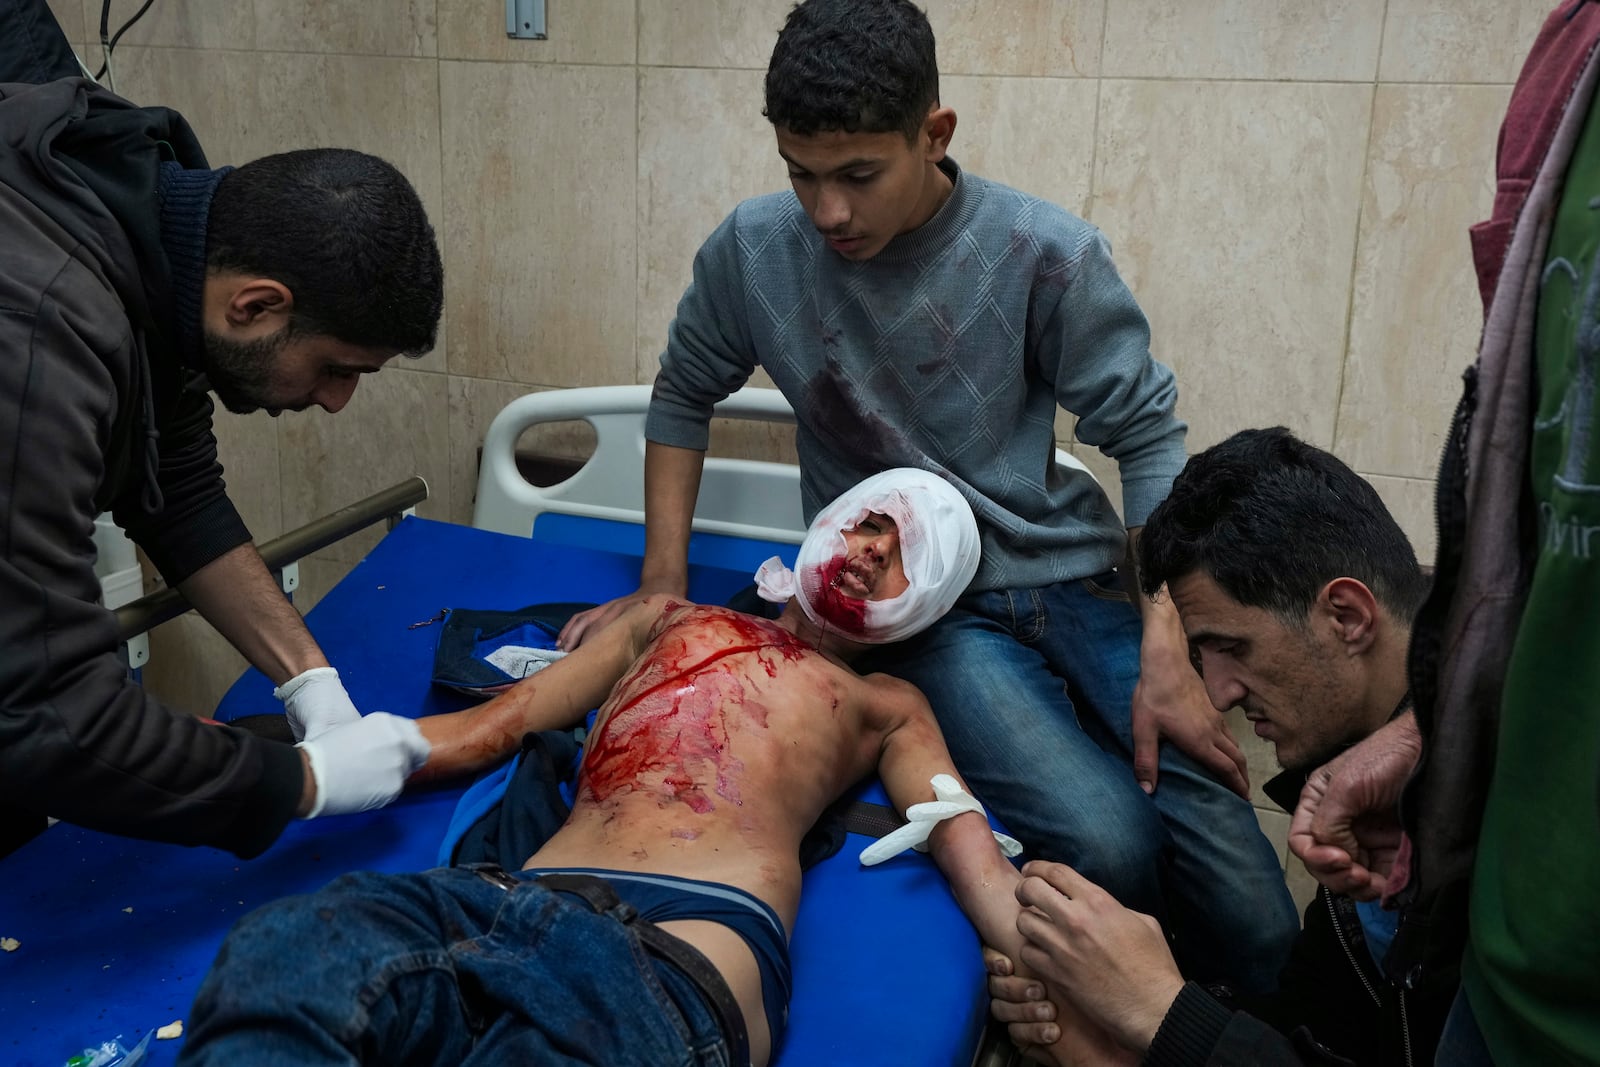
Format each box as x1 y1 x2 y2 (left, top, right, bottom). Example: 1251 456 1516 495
753 468 980 644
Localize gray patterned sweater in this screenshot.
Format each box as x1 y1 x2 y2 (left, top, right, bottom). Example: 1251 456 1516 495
646 160 1187 592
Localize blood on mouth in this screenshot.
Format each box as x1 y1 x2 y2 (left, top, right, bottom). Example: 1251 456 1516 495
811 554 868 634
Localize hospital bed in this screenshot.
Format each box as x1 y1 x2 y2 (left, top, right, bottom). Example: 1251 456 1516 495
0 386 1043 1067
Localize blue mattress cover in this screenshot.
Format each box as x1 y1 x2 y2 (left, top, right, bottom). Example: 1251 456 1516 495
0 517 992 1066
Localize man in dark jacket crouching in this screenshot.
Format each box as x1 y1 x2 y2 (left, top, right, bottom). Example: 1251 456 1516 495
986 428 1457 1067
1 7 444 860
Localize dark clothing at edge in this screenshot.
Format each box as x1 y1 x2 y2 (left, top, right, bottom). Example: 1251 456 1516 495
1144 766 1456 1067
0 76 304 858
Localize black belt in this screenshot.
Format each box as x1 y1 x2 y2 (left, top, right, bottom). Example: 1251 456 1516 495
467 865 752 1067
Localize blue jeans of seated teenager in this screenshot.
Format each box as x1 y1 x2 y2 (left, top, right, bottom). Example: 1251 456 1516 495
177 867 733 1067
860 571 1298 994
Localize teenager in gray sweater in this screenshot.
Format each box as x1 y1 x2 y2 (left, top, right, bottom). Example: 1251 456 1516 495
560 0 1297 993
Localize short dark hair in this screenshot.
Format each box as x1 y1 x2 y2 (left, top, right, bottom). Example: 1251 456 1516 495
763 0 939 140
1139 427 1429 625
206 148 443 356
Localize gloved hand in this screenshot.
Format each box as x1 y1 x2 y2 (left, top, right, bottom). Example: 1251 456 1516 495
860 773 1024 866
275 666 361 741
297 712 431 819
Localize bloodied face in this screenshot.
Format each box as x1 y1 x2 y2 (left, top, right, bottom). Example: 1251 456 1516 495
809 511 912 634
835 512 911 601
784 467 979 645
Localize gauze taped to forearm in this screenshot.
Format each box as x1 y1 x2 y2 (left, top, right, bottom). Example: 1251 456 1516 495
755 467 980 644
860 774 1024 866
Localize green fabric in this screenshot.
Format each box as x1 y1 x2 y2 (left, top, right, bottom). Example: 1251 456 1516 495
1463 87 1600 1066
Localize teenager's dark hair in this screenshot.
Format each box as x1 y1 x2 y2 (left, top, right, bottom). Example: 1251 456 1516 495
764 0 939 140
1139 427 1429 625
206 149 443 356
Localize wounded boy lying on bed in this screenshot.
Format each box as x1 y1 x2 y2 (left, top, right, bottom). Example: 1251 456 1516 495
176 469 1063 1067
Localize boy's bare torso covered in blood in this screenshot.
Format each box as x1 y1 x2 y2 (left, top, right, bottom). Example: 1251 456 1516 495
521 599 921 1062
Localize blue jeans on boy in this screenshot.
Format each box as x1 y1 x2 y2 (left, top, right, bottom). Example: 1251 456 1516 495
861 571 1298 993
178 867 735 1067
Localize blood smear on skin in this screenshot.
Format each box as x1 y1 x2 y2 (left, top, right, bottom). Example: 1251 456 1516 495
579 611 810 810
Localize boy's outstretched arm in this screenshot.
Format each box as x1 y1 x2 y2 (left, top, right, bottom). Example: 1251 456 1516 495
410 596 673 783
872 683 1136 1066
869 681 1026 958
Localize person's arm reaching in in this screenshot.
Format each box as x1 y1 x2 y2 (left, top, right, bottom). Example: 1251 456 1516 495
178 542 326 683
1034 229 1243 798
124 384 361 743
176 542 360 741
558 443 705 649
182 546 442 820
1288 709 1420 900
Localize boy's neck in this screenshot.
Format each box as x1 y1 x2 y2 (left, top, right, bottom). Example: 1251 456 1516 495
777 601 867 663
902 159 955 236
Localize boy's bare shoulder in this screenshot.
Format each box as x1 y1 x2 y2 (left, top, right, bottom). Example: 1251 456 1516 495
850 670 935 726
627 595 708 640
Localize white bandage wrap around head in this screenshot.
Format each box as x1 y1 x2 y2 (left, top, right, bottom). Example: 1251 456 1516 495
858 774 1024 866
753 468 980 644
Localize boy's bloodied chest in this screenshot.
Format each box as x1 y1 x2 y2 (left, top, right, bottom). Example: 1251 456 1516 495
578 609 845 812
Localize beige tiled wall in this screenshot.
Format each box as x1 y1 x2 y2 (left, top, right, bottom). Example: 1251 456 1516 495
77 0 1550 902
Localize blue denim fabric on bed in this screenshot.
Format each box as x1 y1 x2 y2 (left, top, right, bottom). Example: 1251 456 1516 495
179 866 737 1067
526 866 793 1048
430 602 595 694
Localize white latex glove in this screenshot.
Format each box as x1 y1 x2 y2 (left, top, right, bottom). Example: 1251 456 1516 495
297 712 431 819
860 773 1024 866
275 666 360 742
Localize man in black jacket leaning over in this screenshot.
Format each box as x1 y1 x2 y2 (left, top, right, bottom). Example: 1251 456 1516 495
986 428 1456 1066
0 16 443 860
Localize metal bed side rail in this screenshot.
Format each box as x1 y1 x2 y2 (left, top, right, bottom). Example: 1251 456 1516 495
114 476 429 644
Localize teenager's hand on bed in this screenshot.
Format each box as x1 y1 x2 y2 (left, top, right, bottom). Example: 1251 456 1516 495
1013 861 1183 1054
559 580 683 650
1130 649 1248 798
